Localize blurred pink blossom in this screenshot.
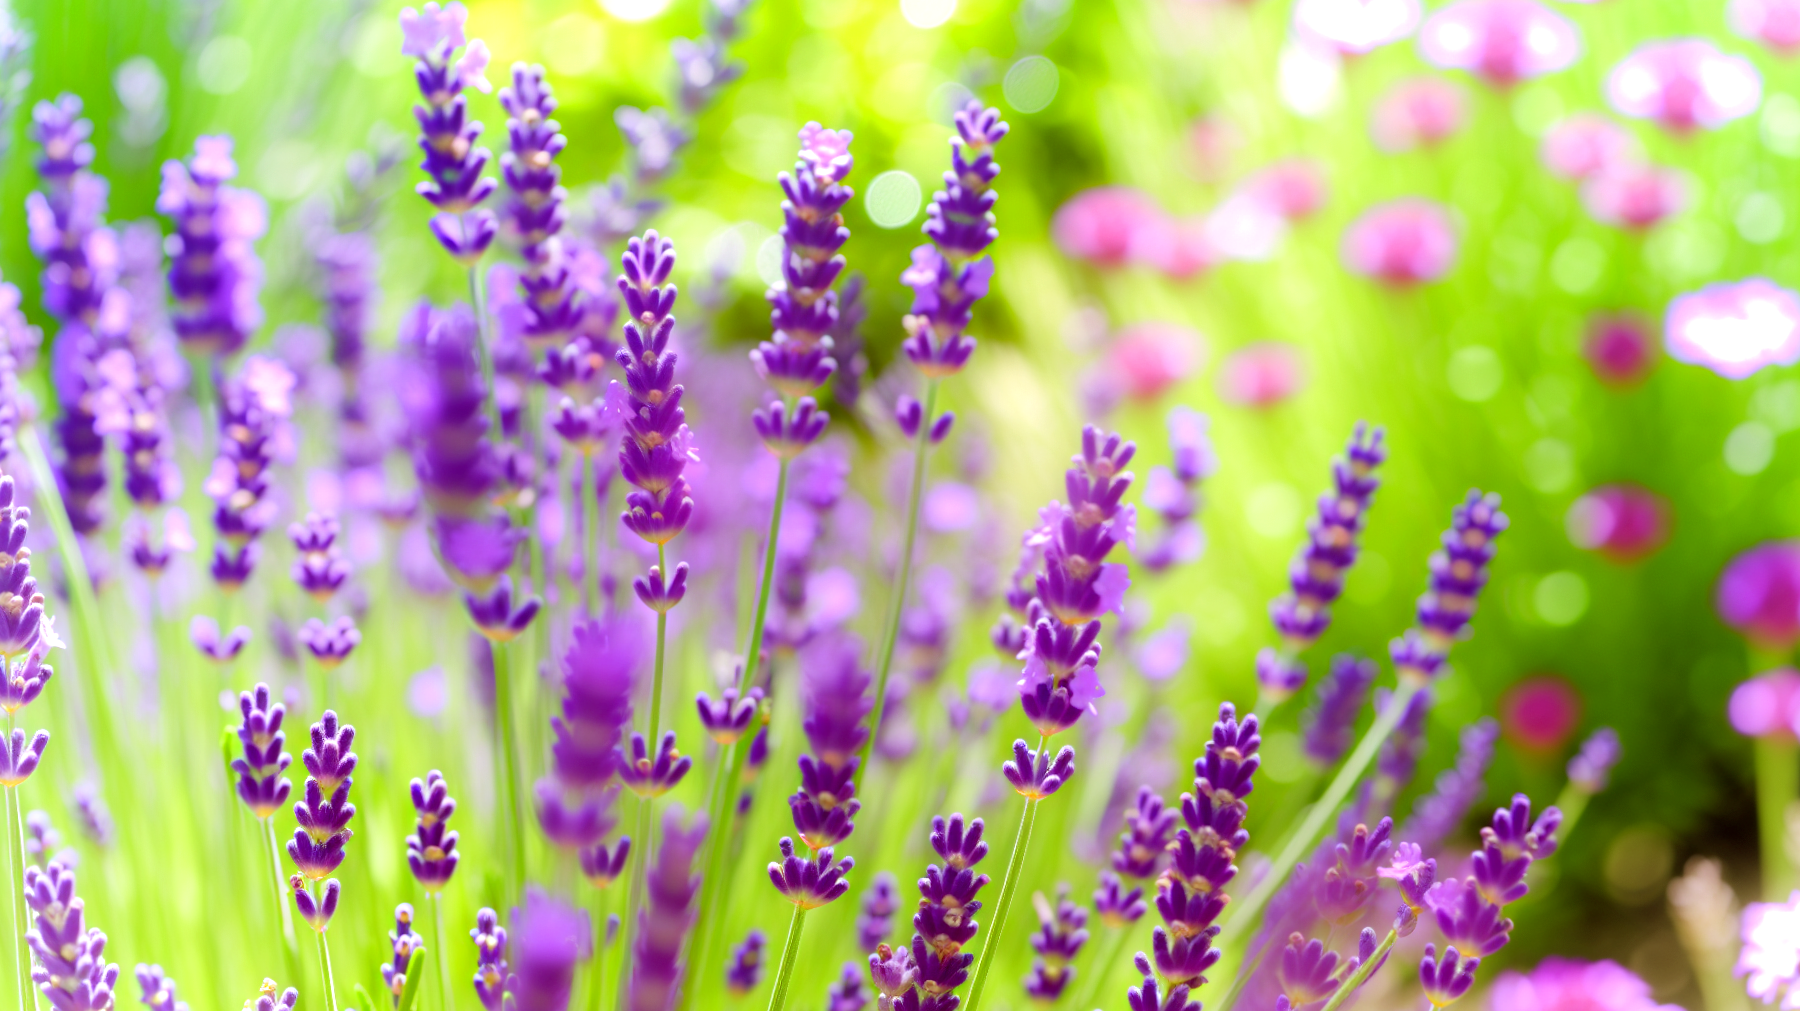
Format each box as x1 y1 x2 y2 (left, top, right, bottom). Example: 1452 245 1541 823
1583 314 1656 385
1109 322 1203 401
1718 541 1800 648
1417 0 1582 85
1565 484 1670 562
1187 115 1241 184
1240 159 1330 220
1292 0 1422 55
1218 342 1305 407
1741 893 1800 1004
1489 958 1683 1011
1131 214 1217 280
1201 193 1288 262
1665 278 1800 380
1371 77 1467 151
1606 39 1762 132
1730 0 1800 56
1499 676 1581 752
1052 187 1164 267
1341 199 1457 286
1540 114 1640 180
1730 669 1800 738
1580 162 1687 230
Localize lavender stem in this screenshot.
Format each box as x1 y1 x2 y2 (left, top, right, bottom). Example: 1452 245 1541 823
316 930 340 1011
1757 737 1798 898
5 786 28 1011
1069 925 1129 1011
963 734 1046 1011
430 891 454 1011
763 904 808 1011
582 455 596 616
649 543 668 744
465 264 505 441
612 796 650 1011
493 640 525 896
857 377 940 789
1313 927 1397 1011
1220 680 1423 940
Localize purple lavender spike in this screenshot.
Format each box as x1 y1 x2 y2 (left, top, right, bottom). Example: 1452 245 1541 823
231 683 292 820
158 135 267 355
407 770 459 891
383 904 423 1001
724 929 766 995
629 807 707 1011
472 907 508 1011
402 1 497 263
25 863 117 1008
1022 886 1088 1002
510 888 593 1011
1300 654 1376 765
299 616 362 669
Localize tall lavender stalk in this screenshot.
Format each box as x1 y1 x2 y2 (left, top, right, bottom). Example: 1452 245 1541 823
861 102 1009 790
1222 491 1509 952
287 711 358 1011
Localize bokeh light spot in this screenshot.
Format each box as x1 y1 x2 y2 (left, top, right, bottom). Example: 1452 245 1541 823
542 15 605 76
197 35 252 95
900 0 957 28
599 0 673 23
1726 421 1777 475
1244 483 1302 539
1511 82 1563 136
1738 192 1786 245
1525 438 1575 493
1550 238 1605 294
1447 345 1502 401
866 170 923 228
1535 571 1589 626
1764 93 1800 158
756 234 785 289
1605 823 1674 906
1004 56 1059 113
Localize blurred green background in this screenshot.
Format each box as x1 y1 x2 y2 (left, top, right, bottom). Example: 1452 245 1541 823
7 0 1800 1005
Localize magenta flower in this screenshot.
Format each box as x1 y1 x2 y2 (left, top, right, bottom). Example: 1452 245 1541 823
1731 0 1800 56
1293 0 1423 55
1565 484 1669 563
1341 199 1457 286
1051 188 1164 268
1489 958 1681 1011
1741 892 1800 1006
1418 0 1581 85
1130 214 1217 280
1729 670 1800 739
1106 323 1201 402
1606 39 1762 132
1583 314 1656 386
1665 278 1800 380
1240 159 1329 220
1581 163 1687 230
1372 77 1467 152
1217 342 1304 408
1540 114 1640 181
1718 542 1800 648
1498 676 1580 752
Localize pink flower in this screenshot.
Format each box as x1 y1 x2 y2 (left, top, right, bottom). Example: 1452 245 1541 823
1202 193 1288 262
1051 187 1165 267
1108 322 1203 401
1540 114 1640 180
1499 676 1580 752
1580 162 1687 230
1131 214 1217 280
798 122 854 184
1341 199 1457 286
1565 484 1670 563
1606 39 1762 132
1583 313 1656 385
1718 541 1800 648
1371 77 1467 152
1730 670 1800 739
1665 278 1800 380
1488 958 1682 1011
1218 342 1305 407
1292 0 1422 55
1418 0 1582 86
1730 0 1800 56
399 1 468 57
1740 893 1800 1005
1240 159 1330 220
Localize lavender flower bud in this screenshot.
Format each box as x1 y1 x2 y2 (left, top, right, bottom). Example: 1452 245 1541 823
901 103 1009 378
407 770 459 891
402 1 498 263
724 929 766 995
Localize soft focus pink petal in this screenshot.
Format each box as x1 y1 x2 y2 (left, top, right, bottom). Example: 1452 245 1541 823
1129 214 1217 279
1583 313 1656 385
1730 670 1800 738
1718 541 1800 647
1051 187 1165 266
1665 278 1800 380
1418 0 1582 85
1500 675 1581 751
1341 198 1458 285
1580 162 1687 230
1489 958 1684 1011
1372 76 1467 152
1108 322 1204 400
1293 0 1423 54
1731 0 1800 56
1540 113 1640 180
1565 484 1670 562
1239 159 1330 220
1606 39 1763 132
1218 342 1305 407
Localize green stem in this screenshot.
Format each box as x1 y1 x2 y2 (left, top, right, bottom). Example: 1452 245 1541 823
1550 781 1593 844
962 790 1041 1011
1757 737 1799 899
764 905 808 1011
263 819 297 947
1314 928 1397 1011
650 544 668 745
582 454 597 617
589 886 609 1011
431 892 454 1011
316 931 340 1011
736 458 790 693
493 640 525 899
7 788 29 1011
613 797 651 1011
856 378 939 791
1222 680 1423 937
1069 926 1129 1011
466 265 505 441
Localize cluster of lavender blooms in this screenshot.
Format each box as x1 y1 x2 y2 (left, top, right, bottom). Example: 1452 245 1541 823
26 862 117 1009
1137 407 1215 572
288 711 357 936
0 476 57 787
402 2 496 263
536 618 636 870
766 634 868 908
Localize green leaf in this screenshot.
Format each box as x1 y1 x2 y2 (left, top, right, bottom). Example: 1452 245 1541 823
353 984 378 1011
397 945 427 1011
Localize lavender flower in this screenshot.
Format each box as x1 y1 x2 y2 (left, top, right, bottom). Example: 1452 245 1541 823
725 929 767 995
1126 953 1198 1011
611 231 696 560
827 962 869 1011
288 710 356 930
48 326 112 538
231 683 292 820
1393 490 1509 682
1095 787 1175 929
472 907 508 1011
1567 726 1622 792
510 889 592 1011
290 512 351 602
25 863 118 1009
617 731 691 798
1301 654 1376 765
891 813 989 1008
629 807 708 1011
406 770 459 891
1023 886 1089 1002
299 616 362 668
499 62 583 358
1420 944 1480 1007
72 784 112 847
24 810 71 869
900 102 1009 378
401 302 501 516
383 904 423 1004
192 615 251 664
538 617 639 852
206 376 280 590
136 964 188 1011
27 95 112 326
784 633 871 853
402 1 497 262
1139 407 1216 572
1402 719 1499 853
1276 932 1365 1007
158 135 267 355
858 872 899 951
1258 424 1386 700
0 727 49 787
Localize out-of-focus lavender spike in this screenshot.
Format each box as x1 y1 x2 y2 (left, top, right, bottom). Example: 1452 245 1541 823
25 863 118 1008
290 512 351 602
1139 407 1216 573
136 964 188 1011
629 807 708 1011
499 62 581 356
1023 885 1089 1002
158 135 267 356
724 929 766 995
1375 686 1433 791
1301 654 1377 766
856 872 898 951
1402 719 1500 854
1566 727 1621 793
538 616 638 853
402 0 498 263
510 888 593 1011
